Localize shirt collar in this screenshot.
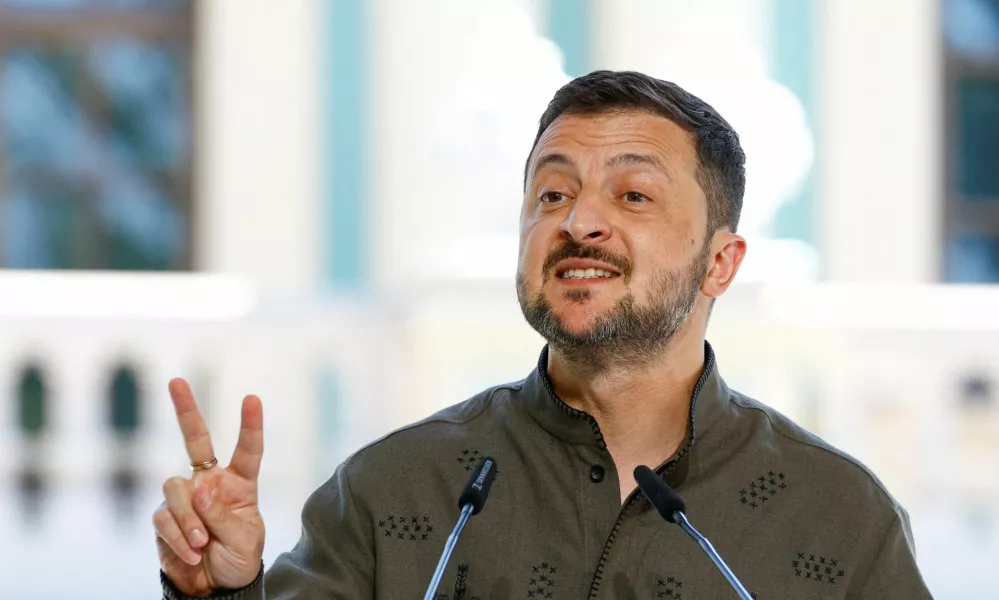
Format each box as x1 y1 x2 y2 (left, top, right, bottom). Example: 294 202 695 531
521 340 731 452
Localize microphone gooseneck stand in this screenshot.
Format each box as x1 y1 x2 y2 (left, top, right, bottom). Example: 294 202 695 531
634 465 754 600
424 503 474 600
422 456 497 600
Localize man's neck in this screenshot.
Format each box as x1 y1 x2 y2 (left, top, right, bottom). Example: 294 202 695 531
546 329 706 501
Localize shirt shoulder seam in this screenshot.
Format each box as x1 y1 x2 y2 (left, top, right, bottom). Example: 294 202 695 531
861 512 901 598
344 381 522 464
729 395 900 511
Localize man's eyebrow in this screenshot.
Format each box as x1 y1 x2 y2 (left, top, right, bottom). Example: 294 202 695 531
606 152 669 175
531 152 575 175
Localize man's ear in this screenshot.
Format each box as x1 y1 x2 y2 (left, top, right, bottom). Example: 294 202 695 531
701 232 746 298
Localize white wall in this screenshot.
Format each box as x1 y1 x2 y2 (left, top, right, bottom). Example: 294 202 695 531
593 0 822 283
596 0 945 284
195 0 322 291
369 0 568 288
186 0 948 289
593 0 770 75
817 0 944 283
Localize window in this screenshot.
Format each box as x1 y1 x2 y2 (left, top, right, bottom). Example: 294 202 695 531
17 363 46 437
15 363 48 524
943 0 999 282
108 364 140 434
0 0 194 269
107 362 141 517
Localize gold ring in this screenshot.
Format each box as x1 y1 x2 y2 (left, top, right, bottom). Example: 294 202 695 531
190 457 219 472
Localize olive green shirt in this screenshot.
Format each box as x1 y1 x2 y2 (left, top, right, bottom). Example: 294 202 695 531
164 342 933 599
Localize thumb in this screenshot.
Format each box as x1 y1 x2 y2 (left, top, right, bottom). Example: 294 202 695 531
192 485 256 549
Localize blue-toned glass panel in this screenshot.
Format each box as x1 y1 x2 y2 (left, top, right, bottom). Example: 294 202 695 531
1 177 89 268
945 236 999 282
3 0 183 8
1 47 86 172
97 163 187 270
1 39 189 269
944 0 999 61
88 39 190 168
955 78 999 199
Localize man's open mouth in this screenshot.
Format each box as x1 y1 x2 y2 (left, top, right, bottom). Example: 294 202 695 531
557 268 621 280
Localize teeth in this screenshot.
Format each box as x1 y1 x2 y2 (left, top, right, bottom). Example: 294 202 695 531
560 268 616 279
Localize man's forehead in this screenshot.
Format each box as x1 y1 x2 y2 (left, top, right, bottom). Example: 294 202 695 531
529 111 696 173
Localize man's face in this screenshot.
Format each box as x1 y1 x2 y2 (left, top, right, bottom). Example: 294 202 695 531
516 110 713 368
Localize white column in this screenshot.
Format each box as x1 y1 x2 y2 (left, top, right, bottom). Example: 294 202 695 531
369 0 567 288
48 330 103 489
817 0 943 283
194 0 322 291
593 0 769 74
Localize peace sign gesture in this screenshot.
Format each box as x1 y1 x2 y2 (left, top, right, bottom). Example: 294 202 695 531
153 378 266 597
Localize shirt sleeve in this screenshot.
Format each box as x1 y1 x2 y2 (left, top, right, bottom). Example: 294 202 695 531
162 462 376 600
855 509 935 600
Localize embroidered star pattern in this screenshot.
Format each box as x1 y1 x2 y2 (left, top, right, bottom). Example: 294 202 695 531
457 449 500 479
457 449 482 472
793 551 844 584
656 573 684 598
526 562 557 598
739 471 787 509
380 514 434 542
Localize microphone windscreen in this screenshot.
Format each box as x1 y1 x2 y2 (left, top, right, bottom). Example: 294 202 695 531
458 456 497 515
634 465 686 523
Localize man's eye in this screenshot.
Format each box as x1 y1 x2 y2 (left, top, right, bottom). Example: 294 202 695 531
624 191 649 203
540 192 566 203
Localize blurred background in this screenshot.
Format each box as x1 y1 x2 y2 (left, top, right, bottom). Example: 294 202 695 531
0 0 996 597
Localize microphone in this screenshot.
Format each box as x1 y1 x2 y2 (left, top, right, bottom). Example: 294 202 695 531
634 466 754 600
457 455 496 515
423 457 498 600
634 466 686 522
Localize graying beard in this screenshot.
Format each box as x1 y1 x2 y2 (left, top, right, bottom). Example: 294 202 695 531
516 250 707 374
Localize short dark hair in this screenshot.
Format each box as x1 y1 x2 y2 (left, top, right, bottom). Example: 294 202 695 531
525 70 746 235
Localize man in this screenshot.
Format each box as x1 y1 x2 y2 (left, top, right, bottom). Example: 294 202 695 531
156 71 933 599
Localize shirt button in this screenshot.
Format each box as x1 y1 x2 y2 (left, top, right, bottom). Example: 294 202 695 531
589 465 605 483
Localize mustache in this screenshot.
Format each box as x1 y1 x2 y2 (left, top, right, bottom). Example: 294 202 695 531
541 241 633 280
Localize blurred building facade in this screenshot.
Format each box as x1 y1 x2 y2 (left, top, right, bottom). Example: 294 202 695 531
0 1 997 598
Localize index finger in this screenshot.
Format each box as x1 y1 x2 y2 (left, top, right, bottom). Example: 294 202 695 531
168 378 216 466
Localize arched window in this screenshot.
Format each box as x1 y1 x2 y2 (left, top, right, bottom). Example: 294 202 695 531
17 364 47 438
109 365 141 436
107 363 142 520
15 363 48 525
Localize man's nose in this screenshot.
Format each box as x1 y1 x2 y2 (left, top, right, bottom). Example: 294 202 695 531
560 194 611 244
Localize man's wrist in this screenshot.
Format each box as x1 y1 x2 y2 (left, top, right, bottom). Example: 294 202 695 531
161 565 264 600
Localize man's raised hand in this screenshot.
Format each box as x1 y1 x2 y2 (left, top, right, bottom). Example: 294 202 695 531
153 379 266 597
